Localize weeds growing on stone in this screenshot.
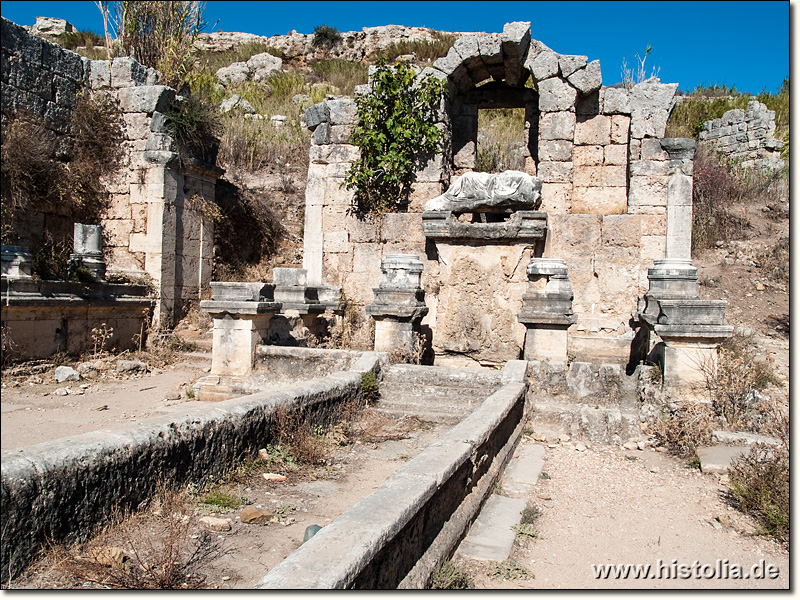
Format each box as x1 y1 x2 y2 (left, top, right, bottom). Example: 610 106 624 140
487 559 534 580
375 32 457 63
430 560 473 589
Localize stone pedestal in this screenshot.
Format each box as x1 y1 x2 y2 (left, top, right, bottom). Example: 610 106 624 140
1 245 33 279
69 224 106 282
200 282 280 380
634 139 732 390
517 258 577 361
366 254 428 355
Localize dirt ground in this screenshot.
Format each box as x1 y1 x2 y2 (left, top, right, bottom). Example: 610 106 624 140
465 436 788 590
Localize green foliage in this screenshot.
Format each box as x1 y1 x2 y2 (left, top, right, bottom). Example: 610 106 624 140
344 60 445 216
165 94 221 161
98 0 209 89
199 488 246 510
512 522 539 542
312 24 342 49
430 561 473 589
360 371 380 404
666 87 749 139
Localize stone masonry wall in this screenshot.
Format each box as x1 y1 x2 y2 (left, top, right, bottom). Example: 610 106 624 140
698 100 785 170
2 17 219 327
303 22 680 365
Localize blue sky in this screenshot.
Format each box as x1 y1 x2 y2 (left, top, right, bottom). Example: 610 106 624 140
1 1 790 94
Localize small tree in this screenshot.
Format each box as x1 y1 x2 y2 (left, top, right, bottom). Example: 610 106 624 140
344 60 445 217
312 24 342 49
97 0 209 89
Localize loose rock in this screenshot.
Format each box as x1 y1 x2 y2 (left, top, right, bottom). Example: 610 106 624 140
54 366 81 383
199 516 232 532
240 506 275 525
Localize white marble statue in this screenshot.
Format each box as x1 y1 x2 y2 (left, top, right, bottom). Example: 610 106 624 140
424 170 542 212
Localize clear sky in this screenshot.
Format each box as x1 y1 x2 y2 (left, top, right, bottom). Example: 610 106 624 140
1 1 790 94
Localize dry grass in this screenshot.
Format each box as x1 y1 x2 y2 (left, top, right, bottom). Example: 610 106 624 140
11 487 223 589
653 401 713 458
476 108 527 173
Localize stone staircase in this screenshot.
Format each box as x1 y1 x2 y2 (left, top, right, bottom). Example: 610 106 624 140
527 360 643 444
372 364 504 424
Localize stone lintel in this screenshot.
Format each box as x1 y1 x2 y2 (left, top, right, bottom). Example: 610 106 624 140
517 311 576 327
654 324 734 341
422 210 547 242
209 281 275 302
200 300 281 317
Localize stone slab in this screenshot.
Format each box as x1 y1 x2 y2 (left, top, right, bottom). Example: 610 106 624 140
697 445 748 474
502 443 546 496
456 494 527 562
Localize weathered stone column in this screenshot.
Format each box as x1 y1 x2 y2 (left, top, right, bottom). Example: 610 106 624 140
637 138 732 390
517 258 577 361
366 254 428 355
69 223 106 281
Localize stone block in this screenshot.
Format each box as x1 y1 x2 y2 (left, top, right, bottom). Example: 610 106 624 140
539 140 573 162
118 85 175 114
573 165 626 188
640 235 666 260
640 213 667 236
628 175 668 208
641 138 668 160
567 60 602 95
381 213 424 244
539 111 575 140
558 54 587 78
111 57 148 88
477 33 503 65
540 182 572 214
610 115 630 143
409 182 444 213
538 161 573 183
538 77 577 112
330 124 353 144
604 144 627 166
573 145 603 166
601 214 641 247
629 138 641 161
574 114 611 145
328 98 357 125
629 159 669 177
575 90 600 115
309 144 360 165
88 59 111 89
312 122 331 145
346 217 380 244
414 152 448 182
629 80 678 139
572 186 627 215
305 102 329 129
601 87 631 114
528 49 559 81
550 214 601 254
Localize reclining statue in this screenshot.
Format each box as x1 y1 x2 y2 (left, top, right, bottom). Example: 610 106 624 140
424 170 542 213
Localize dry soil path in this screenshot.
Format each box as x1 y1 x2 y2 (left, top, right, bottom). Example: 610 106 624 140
467 437 789 590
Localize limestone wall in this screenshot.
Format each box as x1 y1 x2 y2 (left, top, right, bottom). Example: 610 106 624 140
301 22 682 366
1 17 220 328
698 100 785 170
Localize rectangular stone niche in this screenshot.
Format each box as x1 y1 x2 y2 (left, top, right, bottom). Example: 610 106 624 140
422 210 547 242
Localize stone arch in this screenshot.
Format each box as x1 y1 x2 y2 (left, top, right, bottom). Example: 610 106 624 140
428 22 603 180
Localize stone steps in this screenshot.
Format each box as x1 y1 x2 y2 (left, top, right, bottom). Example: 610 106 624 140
372 364 503 424
530 400 641 444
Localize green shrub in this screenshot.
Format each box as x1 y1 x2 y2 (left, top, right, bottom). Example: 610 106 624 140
360 371 380 404
312 24 342 49
344 60 445 216
98 0 209 88
165 94 221 161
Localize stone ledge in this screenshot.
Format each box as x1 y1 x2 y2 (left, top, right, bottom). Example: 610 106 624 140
422 210 547 242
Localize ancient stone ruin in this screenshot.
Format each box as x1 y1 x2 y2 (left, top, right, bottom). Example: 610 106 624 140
205 21 732 399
